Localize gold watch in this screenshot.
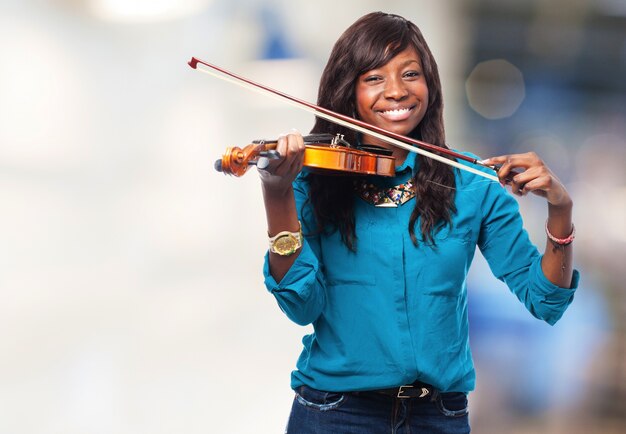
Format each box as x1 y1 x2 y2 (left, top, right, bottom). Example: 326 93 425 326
268 223 303 256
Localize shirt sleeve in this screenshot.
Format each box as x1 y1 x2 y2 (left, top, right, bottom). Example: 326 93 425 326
262 174 326 326
477 181 579 325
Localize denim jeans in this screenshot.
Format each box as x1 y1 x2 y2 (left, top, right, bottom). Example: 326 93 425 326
286 385 470 434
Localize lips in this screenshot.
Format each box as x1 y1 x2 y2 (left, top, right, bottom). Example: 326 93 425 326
377 105 416 121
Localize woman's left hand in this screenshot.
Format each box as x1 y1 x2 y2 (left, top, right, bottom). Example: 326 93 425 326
482 152 572 208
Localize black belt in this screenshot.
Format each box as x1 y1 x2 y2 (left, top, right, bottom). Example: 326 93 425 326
370 382 435 399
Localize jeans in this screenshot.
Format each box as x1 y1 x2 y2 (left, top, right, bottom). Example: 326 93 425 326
286 385 470 434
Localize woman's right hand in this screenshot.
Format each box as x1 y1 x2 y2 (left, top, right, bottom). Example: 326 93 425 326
257 131 306 194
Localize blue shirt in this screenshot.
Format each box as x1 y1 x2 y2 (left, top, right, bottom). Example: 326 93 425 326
263 151 579 393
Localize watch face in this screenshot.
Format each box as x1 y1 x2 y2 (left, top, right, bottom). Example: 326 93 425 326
274 234 298 255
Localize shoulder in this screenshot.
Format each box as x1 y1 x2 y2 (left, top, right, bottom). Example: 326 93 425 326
449 149 518 215
451 149 494 189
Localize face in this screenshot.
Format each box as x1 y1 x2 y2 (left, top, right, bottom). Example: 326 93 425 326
355 47 428 148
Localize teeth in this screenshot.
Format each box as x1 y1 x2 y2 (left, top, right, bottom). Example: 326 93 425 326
382 108 410 115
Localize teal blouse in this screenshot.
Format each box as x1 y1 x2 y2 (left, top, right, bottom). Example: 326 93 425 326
263 151 579 393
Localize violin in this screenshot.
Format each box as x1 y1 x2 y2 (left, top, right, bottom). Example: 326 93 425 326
215 133 395 177
188 57 502 183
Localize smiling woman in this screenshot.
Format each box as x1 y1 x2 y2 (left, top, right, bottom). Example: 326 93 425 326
253 11 578 434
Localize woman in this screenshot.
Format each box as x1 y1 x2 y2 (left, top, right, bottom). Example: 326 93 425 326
260 12 578 434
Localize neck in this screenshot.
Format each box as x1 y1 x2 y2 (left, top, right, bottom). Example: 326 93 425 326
361 134 409 167
392 149 409 167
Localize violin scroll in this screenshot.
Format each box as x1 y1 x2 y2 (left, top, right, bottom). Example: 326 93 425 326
215 144 281 176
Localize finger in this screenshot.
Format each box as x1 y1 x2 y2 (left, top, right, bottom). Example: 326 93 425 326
289 135 306 174
483 153 538 169
267 134 289 173
480 155 508 166
484 154 538 187
276 134 297 175
495 158 516 186
276 133 289 158
284 131 305 170
519 177 549 198
513 159 555 189
481 155 515 178
510 177 526 196
270 132 303 177
510 164 548 194
509 165 539 186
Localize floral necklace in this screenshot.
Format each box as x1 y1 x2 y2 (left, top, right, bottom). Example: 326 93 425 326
354 178 416 208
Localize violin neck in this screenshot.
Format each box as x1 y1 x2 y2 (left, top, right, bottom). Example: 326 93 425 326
252 133 336 148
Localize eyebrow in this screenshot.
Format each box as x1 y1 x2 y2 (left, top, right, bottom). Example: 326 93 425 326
371 59 421 71
361 59 422 76
401 59 421 67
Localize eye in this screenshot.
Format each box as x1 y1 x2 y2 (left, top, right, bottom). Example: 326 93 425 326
403 71 421 79
363 75 382 83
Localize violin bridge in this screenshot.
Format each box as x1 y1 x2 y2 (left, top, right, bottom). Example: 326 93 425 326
331 134 351 148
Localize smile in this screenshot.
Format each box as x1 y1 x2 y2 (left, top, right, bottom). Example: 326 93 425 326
378 105 416 121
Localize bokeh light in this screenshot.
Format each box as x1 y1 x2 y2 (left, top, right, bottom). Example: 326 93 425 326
465 59 526 119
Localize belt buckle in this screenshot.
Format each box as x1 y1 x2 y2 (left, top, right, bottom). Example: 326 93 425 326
397 385 431 399
397 385 413 399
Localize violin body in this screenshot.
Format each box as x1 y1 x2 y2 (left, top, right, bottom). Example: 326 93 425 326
216 134 395 177
303 144 394 176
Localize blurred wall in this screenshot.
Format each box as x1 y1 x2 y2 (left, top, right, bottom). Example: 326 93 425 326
0 0 624 433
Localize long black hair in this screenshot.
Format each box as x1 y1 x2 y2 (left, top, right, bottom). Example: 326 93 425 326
308 12 456 250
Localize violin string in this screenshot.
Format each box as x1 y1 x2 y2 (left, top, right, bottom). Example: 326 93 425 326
192 61 500 183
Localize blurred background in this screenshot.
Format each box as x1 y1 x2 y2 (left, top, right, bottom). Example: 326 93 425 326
1 0 624 433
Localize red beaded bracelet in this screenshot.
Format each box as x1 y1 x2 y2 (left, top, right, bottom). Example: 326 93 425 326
545 220 575 246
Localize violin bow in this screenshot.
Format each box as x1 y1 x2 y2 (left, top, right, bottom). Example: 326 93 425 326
188 57 499 182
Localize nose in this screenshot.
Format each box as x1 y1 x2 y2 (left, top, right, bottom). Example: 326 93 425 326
384 76 408 100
